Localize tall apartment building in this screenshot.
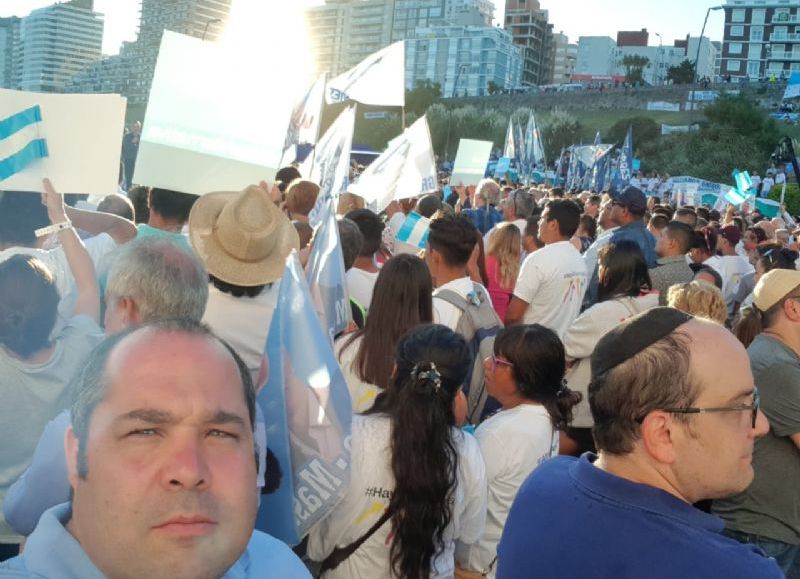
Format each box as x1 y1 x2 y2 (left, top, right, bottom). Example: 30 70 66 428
503 0 554 86
14 0 103 92
405 25 522 95
121 0 232 105
551 32 576 84
720 0 800 80
0 17 20 89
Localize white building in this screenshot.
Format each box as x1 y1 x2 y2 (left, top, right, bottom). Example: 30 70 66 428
16 0 103 93
552 32 576 84
405 25 522 96
574 36 617 81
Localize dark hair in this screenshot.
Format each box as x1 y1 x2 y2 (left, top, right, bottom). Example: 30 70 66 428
590 329 696 454
337 217 364 271
597 241 651 302
292 220 313 250
588 194 602 207
524 215 541 247
0 255 59 358
209 274 267 298
149 188 197 223
674 207 698 227
341 254 434 388
276 166 302 193
689 263 723 289
0 191 49 247
696 207 710 221
648 214 669 231
417 194 443 218
691 227 717 258
494 325 581 430
746 226 768 245
473 228 489 287
757 243 798 274
544 199 581 237
366 324 471 579
127 186 150 224
578 214 597 240
69 318 256 477
663 220 694 254
345 208 383 256
427 214 478 267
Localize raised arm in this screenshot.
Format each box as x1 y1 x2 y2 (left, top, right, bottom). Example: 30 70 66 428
65 200 137 245
43 179 100 323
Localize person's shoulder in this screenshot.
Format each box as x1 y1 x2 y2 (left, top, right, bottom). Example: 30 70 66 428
238 531 311 578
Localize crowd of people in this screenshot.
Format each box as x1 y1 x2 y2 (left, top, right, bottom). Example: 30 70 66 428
0 162 797 579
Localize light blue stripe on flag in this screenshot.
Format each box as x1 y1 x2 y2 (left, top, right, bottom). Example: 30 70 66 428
0 105 43 140
0 138 49 180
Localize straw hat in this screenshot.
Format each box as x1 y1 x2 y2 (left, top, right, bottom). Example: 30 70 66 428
189 185 299 286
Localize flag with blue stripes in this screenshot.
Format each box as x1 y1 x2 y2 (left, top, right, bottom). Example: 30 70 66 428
255 252 353 546
0 105 48 181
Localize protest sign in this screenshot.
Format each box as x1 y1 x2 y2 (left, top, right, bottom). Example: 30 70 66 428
307 198 351 343
349 115 437 212
647 101 681 112
326 41 405 107
450 139 493 186
756 198 782 218
134 31 295 195
0 88 125 195
494 157 512 178
256 252 353 546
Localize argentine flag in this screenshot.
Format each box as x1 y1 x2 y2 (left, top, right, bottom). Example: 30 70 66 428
0 105 48 181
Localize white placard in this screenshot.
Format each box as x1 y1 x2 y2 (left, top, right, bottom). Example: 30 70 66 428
0 88 125 195
134 31 294 195
450 139 493 186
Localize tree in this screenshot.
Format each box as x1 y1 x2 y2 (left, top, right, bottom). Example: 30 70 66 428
622 55 650 85
607 117 660 150
667 59 696 85
487 81 502 95
541 108 582 158
426 103 507 159
405 80 442 116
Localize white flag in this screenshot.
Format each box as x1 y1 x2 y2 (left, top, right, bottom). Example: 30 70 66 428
349 115 436 212
503 117 515 160
326 41 405 107
307 106 355 225
279 73 326 167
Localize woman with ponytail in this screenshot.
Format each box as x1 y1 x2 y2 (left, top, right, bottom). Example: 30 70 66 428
308 324 487 579
455 324 581 579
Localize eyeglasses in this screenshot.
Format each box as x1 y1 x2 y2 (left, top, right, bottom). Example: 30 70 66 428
660 387 761 429
489 353 514 372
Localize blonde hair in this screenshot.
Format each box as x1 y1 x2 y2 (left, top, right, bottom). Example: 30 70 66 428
336 192 365 216
487 222 521 290
667 281 727 325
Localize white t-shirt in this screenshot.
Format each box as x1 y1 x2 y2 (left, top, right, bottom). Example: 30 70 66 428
761 177 775 194
513 241 588 337
307 415 487 579
776 172 786 185
346 267 379 311
719 254 755 313
456 404 557 578
202 282 280 383
334 334 381 413
433 277 491 331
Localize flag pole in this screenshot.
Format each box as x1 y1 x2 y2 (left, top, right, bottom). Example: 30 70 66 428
402 106 406 130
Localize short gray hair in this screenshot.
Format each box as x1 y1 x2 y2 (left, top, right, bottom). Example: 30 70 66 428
105 237 208 323
70 319 255 477
476 178 500 205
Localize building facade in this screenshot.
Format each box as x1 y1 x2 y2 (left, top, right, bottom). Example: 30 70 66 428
503 0 553 86
551 31 576 84
405 24 522 95
720 0 800 80
15 0 103 93
0 17 20 89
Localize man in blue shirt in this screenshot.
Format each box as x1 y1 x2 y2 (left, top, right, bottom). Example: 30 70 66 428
496 308 783 579
609 186 657 267
1 319 309 579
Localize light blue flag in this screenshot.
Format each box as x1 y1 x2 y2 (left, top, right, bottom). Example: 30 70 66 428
307 197 352 343
396 211 431 249
256 252 353 546
0 105 48 181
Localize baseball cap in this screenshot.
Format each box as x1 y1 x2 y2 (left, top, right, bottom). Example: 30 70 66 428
753 269 800 311
614 186 647 216
718 225 742 246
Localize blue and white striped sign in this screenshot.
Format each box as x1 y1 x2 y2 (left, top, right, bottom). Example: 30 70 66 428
0 105 48 181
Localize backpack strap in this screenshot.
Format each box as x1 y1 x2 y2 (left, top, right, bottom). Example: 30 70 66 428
435 288 470 311
319 507 394 573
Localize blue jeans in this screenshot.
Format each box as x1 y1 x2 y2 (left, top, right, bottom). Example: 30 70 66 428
723 529 800 577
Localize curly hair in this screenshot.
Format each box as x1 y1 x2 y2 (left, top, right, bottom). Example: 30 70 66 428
667 281 727 325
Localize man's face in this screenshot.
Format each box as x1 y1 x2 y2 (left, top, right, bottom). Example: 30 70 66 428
609 201 628 226
669 322 768 501
654 232 671 257
537 207 556 244
66 329 257 579
585 201 599 218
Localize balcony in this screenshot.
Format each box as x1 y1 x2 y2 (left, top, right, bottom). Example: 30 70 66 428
769 51 800 60
770 33 800 42
771 14 800 24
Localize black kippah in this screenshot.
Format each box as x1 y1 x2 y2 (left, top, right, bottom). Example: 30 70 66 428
590 307 693 377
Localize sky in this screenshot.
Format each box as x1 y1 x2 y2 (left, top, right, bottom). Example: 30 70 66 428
2 0 728 56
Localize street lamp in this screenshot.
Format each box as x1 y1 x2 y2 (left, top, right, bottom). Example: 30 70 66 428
202 17 222 41
689 5 723 120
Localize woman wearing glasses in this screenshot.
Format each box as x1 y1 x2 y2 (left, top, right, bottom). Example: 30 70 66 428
455 324 580 579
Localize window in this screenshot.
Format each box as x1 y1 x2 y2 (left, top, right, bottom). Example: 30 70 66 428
752 8 766 25
729 42 743 54
727 59 741 72
751 26 764 42
748 44 762 59
748 60 761 77
730 25 744 37
732 9 746 23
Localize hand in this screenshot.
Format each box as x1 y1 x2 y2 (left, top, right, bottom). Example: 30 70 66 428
42 178 67 224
